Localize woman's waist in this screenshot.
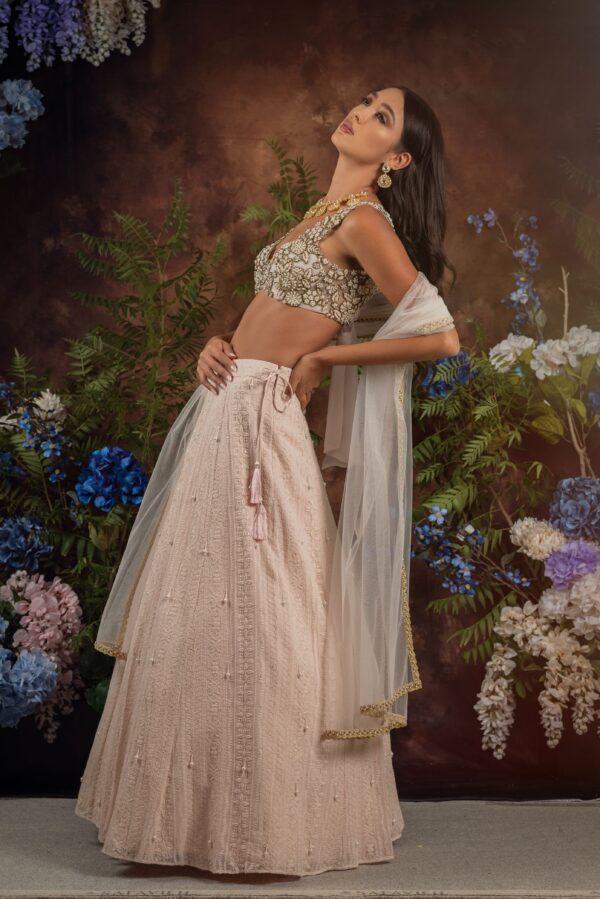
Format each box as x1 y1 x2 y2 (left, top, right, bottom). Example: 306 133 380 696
231 292 341 366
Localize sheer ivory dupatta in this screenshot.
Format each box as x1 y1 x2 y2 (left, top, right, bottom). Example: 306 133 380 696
93 386 209 659
320 272 456 740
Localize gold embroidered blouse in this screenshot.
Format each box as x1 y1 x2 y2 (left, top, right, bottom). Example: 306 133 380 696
253 200 395 326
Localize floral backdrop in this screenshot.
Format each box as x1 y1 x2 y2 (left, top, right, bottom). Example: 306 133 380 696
0 0 599 795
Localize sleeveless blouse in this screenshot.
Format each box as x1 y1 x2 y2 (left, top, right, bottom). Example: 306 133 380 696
253 200 395 326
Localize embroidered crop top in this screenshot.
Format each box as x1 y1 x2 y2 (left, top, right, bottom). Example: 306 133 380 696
253 200 395 326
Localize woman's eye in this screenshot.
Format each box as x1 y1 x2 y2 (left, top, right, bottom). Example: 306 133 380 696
359 96 386 124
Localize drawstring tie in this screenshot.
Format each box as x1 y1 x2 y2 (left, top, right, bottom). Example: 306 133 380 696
249 367 294 541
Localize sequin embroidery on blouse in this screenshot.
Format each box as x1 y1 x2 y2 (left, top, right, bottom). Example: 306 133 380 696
253 200 395 326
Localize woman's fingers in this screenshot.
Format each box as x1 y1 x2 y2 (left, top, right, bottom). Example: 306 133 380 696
197 338 238 394
289 379 314 414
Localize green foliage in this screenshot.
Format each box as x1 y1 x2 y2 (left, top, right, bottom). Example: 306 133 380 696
232 138 323 299
551 121 600 283
0 181 229 702
411 338 559 665
67 178 227 466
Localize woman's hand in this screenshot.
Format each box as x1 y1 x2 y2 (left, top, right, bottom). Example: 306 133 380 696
289 352 329 414
196 336 238 395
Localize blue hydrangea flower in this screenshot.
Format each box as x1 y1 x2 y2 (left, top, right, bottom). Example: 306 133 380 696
0 645 58 728
549 477 600 541
0 110 28 151
0 78 44 119
0 516 53 572
420 350 477 399
75 446 149 512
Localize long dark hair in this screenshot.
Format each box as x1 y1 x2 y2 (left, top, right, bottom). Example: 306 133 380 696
371 84 456 294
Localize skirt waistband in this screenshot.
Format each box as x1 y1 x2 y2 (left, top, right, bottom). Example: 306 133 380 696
232 357 293 377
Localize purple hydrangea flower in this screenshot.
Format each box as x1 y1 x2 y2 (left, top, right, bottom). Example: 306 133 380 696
544 539 600 590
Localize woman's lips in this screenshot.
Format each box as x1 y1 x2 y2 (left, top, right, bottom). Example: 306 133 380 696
339 122 353 135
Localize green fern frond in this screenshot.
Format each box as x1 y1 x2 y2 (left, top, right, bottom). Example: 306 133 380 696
8 349 37 394
556 155 600 198
462 432 492 466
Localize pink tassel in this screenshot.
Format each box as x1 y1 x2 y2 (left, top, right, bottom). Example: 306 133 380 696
249 459 268 540
252 501 268 540
249 461 262 502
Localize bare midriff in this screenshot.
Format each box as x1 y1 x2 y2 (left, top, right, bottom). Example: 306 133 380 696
229 215 368 368
230 291 342 369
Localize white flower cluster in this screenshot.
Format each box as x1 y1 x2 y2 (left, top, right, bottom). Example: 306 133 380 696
530 337 572 380
538 568 600 641
488 334 534 372
31 389 66 424
563 325 600 365
474 527 600 758
489 324 600 380
473 642 518 760
79 0 162 67
508 516 566 560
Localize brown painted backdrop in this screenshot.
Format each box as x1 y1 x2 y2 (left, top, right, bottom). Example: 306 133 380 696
1 0 598 797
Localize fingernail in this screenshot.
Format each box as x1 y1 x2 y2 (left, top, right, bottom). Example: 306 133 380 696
227 351 237 358
227 374 233 381
230 364 237 372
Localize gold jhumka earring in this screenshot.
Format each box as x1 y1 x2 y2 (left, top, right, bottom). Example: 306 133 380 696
376 163 392 188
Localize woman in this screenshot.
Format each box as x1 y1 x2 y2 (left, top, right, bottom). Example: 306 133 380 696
75 84 460 877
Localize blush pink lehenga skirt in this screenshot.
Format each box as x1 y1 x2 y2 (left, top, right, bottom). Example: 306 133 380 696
75 357 403 877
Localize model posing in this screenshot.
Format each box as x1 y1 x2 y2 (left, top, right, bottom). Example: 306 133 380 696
75 84 460 877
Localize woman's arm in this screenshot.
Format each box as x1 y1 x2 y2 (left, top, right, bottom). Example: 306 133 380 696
308 205 460 366
310 328 459 368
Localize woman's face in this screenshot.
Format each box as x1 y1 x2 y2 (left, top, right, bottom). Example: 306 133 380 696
332 87 407 170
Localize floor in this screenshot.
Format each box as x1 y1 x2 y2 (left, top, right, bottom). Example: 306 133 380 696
1 797 599 898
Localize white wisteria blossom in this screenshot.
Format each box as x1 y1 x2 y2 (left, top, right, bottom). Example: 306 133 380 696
80 0 162 67
488 334 534 372
31 389 66 424
473 643 518 760
476 573 600 756
530 337 571 380
509 516 566 560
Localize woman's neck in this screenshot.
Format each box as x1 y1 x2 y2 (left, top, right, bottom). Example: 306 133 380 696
322 159 379 204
